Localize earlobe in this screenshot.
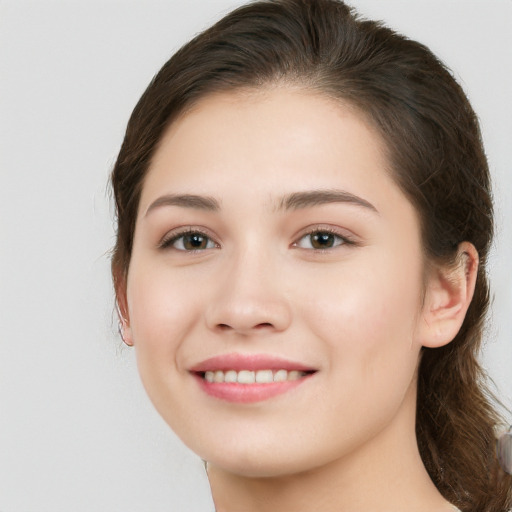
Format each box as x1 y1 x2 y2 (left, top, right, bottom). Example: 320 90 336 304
419 242 478 349
118 314 134 347
115 280 134 347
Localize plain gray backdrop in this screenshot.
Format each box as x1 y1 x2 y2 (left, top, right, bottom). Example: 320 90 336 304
1 1 511 511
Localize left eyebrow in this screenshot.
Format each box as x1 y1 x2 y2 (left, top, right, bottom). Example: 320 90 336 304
277 189 379 214
144 193 220 217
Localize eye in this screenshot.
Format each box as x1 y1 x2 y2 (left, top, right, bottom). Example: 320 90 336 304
160 230 217 251
294 230 349 250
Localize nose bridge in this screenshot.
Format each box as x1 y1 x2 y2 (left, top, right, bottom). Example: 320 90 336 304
205 243 291 334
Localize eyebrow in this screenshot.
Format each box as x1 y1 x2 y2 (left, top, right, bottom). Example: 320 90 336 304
145 194 220 216
278 189 379 214
144 189 378 216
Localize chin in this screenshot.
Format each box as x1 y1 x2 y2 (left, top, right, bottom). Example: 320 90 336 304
207 454 309 479
194 434 339 479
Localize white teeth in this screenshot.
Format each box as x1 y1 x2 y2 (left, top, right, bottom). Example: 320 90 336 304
202 369 309 384
255 370 273 383
224 370 237 383
237 370 255 384
273 369 288 382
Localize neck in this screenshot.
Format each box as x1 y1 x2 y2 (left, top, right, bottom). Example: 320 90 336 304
207 383 453 512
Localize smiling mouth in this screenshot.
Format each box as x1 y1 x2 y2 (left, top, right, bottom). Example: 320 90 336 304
191 354 317 403
198 369 315 384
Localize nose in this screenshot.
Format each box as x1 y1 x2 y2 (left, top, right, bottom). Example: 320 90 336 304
205 251 292 336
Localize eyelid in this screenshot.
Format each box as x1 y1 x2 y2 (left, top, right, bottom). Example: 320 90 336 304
291 224 357 250
158 226 220 251
157 224 357 251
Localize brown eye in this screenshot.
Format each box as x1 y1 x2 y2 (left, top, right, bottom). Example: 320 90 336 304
295 230 346 250
182 233 210 250
311 232 337 249
163 231 216 251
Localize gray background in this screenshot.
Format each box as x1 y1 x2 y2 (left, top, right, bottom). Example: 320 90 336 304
1 1 510 510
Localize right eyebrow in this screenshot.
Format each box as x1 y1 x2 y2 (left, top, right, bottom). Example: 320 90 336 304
144 194 220 216
277 189 379 214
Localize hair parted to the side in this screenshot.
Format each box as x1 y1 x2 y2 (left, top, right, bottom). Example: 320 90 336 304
111 1 511 510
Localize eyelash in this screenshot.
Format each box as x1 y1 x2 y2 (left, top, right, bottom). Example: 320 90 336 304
293 226 355 251
159 228 218 251
158 226 356 252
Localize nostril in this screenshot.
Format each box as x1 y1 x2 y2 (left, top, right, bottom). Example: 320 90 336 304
255 323 273 329
215 322 274 332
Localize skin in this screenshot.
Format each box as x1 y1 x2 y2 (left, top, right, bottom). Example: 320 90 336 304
120 87 477 512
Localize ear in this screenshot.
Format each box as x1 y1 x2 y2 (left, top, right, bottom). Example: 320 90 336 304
115 273 134 347
419 242 479 349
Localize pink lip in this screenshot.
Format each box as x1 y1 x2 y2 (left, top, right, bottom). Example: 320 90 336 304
190 353 315 373
190 353 317 404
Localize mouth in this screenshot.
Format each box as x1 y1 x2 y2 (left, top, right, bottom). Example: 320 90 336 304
190 354 317 403
197 369 314 384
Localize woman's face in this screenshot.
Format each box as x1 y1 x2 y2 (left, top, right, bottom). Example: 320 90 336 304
125 88 428 477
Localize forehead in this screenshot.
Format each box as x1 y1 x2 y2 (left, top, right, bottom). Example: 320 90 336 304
140 87 404 216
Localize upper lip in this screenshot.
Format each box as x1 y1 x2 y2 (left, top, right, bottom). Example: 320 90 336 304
189 353 317 373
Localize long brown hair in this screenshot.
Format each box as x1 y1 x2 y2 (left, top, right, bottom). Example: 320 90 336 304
111 1 511 509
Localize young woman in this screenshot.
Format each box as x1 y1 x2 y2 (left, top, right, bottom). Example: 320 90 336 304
111 0 512 510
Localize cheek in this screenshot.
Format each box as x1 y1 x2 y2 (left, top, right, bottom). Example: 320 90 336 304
126 262 200 375
299 251 423 390
125 261 210 424
305 259 421 341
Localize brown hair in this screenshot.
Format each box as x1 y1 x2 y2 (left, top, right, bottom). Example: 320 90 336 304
111 1 511 509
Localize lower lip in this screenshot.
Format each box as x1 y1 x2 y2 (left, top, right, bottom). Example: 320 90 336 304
194 374 313 403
